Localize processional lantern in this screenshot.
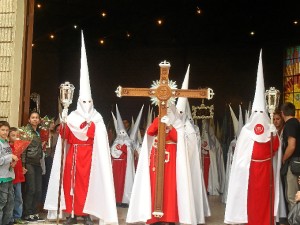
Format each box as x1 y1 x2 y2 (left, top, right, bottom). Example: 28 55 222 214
59 81 75 110
192 99 214 123
30 92 41 113
265 87 280 225
265 87 280 122
57 81 75 224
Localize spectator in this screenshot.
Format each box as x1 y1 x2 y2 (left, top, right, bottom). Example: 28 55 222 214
123 119 131 134
281 102 300 211
0 121 18 225
22 111 44 222
273 109 287 225
8 127 27 224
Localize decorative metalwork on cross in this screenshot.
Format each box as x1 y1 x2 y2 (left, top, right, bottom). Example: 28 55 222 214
115 60 214 218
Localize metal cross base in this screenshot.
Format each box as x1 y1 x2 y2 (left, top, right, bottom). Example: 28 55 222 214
152 211 164 218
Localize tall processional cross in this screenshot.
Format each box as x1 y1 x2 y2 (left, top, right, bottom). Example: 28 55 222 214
115 61 214 218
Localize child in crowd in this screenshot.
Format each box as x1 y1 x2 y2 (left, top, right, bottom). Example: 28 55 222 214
0 121 18 225
9 127 27 224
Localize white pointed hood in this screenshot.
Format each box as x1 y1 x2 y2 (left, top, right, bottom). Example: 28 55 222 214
186 100 194 124
130 105 144 144
244 50 270 142
76 31 94 122
176 65 190 113
244 109 249 124
252 50 266 113
237 105 244 137
229 105 238 137
146 106 153 129
115 104 127 136
67 31 102 141
129 117 135 136
111 111 118 134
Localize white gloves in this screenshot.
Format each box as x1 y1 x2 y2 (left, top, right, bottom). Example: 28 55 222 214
161 115 171 126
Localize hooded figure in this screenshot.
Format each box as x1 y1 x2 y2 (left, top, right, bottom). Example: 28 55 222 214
222 104 243 203
44 32 118 225
126 65 209 225
176 65 211 223
201 119 222 195
111 105 135 205
224 50 280 225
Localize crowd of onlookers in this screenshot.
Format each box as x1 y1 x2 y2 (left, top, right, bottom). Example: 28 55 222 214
0 111 59 225
273 102 300 225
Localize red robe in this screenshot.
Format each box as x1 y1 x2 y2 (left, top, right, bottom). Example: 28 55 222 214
247 136 279 225
112 144 127 203
147 117 179 224
62 122 95 216
201 143 210 192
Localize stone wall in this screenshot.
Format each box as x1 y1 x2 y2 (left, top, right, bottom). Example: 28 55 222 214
0 0 24 126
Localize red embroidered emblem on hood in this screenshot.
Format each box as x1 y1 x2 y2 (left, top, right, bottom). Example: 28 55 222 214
254 124 264 135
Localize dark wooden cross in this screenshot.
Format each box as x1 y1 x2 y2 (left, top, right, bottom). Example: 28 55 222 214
115 61 214 218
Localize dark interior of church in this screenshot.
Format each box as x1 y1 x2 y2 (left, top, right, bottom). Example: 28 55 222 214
30 0 300 124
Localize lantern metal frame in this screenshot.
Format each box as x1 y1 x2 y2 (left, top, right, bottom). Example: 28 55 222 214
265 87 280 123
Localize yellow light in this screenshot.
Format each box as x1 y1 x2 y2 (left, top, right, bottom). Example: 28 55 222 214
100 39 105 45
32 43 35 47
196 7 201 14
101 12 107 18
250 31 255 36
50 34 55 39
157 19 163 25
74 25 77 29
37 3 42 8
126 32 131 38
294 21 298 25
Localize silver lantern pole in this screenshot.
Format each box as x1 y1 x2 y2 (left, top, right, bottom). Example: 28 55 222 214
57 81 75 225
265 86 280 225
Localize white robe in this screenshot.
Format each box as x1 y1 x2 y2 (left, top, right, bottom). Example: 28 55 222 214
222 138 236 203
184 119 211 223
206 122 226 195
194 125 211 217
44 111 118 225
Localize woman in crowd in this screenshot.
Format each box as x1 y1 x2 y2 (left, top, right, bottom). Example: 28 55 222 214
21 111 44 222
273 109 287 225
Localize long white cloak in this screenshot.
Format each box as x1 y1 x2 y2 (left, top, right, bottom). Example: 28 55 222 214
184 119 211 223
44 111 118 225
222 138 236 203
207 122 226 195
224 127 280 224
194 124 211 217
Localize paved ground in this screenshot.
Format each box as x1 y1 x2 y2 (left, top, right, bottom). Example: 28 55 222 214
33 195 225 225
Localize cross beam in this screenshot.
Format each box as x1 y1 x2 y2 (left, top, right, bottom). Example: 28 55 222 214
115 61 214 218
